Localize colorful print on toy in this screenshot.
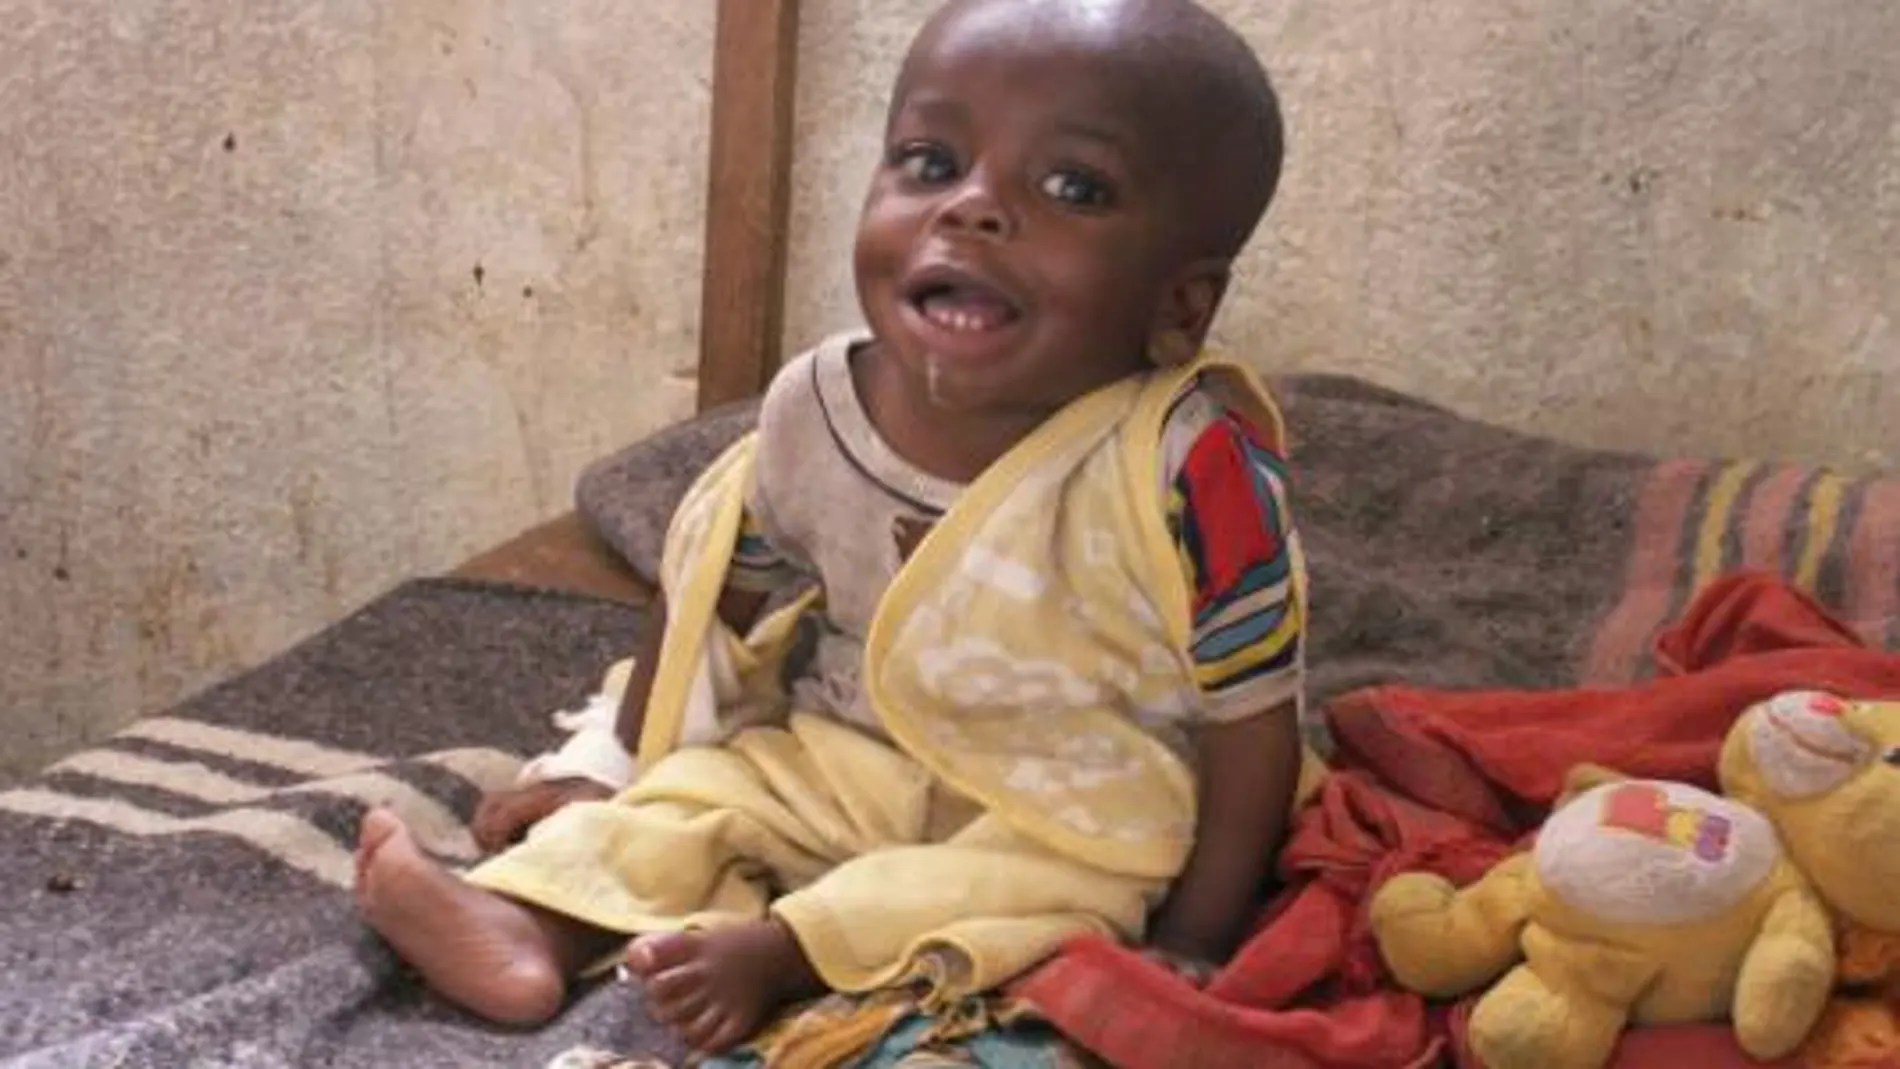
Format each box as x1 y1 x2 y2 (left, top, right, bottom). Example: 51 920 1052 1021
1597 783 1733 863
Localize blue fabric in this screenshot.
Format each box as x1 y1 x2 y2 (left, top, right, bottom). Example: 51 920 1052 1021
702 1010 1079 1068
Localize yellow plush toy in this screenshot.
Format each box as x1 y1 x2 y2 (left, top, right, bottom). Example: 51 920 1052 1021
1369 690 1900 1069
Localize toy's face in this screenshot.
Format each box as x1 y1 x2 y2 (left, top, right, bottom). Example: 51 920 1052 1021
1733 692 1900 932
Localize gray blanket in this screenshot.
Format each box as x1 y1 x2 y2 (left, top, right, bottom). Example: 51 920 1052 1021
1 580 683 1068
6 373 1891 1068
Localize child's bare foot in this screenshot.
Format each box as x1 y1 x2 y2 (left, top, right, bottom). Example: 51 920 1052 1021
625 920 824 1054
355 807 568 1026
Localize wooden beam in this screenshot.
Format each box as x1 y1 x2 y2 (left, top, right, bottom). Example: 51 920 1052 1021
451 513 652 605
696 0 802 411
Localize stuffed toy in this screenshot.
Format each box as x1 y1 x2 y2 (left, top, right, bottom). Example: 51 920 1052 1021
1369 690 1900 1069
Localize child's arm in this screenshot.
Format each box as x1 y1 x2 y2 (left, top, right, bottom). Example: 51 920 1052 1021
1150 403 1305 963
470 598 670 852
470 585 771 852
605 587 771 751
1149 699 1302 965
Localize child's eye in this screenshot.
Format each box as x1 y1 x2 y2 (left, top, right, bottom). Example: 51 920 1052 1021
1039 169 1115 209
890 143 959 185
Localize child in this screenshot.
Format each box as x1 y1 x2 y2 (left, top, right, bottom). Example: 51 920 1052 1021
356 0 1314 1056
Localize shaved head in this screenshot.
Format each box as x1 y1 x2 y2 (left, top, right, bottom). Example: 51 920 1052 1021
896 0 1284 259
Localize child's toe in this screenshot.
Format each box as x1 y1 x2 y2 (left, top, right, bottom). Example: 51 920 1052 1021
625 931 699 978
644 967 709 1020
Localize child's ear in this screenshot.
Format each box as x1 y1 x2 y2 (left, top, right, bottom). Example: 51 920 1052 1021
1148 258 1232 367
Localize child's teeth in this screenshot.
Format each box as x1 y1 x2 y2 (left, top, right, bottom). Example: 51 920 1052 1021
928 304 982 332
920 289 1011 334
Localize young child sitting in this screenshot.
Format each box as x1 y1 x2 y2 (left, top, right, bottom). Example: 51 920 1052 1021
355 0 1317 1056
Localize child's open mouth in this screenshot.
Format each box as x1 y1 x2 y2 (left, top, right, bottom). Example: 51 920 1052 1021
904 269 1023 336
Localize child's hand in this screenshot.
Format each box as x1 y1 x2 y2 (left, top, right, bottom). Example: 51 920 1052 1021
471 778 615 854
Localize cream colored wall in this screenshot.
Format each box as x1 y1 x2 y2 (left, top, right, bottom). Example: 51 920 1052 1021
787 0 1900 472
1 0 708 779
4 0 1896 781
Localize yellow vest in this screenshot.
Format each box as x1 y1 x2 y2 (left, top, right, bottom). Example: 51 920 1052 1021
638 357 1301 881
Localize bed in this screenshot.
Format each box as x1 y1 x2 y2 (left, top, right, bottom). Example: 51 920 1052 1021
7 371 1892 1067
5 1 1895 1065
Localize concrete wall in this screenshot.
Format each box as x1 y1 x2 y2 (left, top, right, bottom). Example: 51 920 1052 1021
788 0 1900 469
4 0 1896 779
1 0 709 779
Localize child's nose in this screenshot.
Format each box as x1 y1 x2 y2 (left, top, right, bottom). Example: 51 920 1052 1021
934 174 1016 239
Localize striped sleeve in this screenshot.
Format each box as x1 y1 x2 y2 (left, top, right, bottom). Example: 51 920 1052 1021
1165 409 1304 722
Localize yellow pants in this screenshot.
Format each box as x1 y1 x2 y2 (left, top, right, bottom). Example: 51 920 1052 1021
465 712 1164 997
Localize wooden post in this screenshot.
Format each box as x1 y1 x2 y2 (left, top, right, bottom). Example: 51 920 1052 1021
696 0 802 411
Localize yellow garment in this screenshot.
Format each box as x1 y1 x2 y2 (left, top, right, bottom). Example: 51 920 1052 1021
469 710 1156 995
469 355 1304 998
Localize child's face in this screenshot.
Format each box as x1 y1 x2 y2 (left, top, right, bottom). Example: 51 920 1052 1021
853 16 1194 417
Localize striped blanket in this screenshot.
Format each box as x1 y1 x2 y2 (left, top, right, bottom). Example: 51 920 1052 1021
1585 457 1898 684
1 373 1890 1068
0 581 684 1068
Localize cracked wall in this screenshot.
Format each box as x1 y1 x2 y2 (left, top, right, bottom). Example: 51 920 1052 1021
1 0 709 779
788 0 1900 469
4 0 1898 780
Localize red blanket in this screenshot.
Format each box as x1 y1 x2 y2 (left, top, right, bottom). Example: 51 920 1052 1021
1013 573 1900 1068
